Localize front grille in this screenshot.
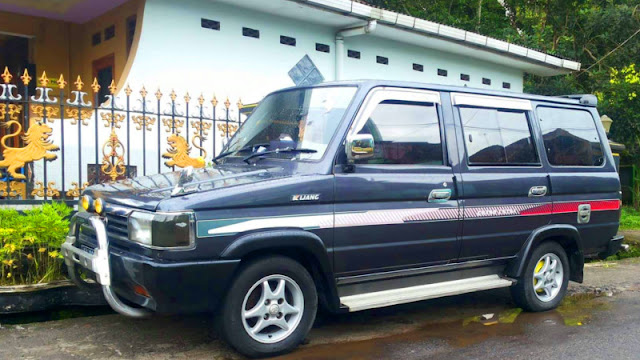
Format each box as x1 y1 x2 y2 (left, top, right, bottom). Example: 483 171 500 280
74 212 129 251
77 222 98 249
106 213 129 242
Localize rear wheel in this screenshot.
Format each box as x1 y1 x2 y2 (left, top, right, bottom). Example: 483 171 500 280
511 241 569 312
217 256 317 358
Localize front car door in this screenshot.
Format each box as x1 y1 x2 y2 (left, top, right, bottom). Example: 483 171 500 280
333 87 461 278
451 93 552 261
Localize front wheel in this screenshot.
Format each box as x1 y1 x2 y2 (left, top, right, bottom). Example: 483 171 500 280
217 256 317 358
511 241 570 312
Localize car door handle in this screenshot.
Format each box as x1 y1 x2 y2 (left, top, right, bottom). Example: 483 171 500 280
528 186 548 197
428 189 452 203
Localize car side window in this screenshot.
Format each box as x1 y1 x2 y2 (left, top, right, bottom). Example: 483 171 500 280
537 107 604 166
355 100 443 165
459 107 539 165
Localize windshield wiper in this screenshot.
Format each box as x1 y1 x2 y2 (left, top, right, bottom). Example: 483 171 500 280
243 147 317 164
212 143 270 164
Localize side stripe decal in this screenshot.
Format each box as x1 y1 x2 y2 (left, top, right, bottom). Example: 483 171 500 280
552 200 620 214
463 203 551 218
202 214 333 236
335 208 459 227
463 200 620 219
198 200 620 237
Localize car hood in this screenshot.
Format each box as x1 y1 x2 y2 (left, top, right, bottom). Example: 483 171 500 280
85 164 289 211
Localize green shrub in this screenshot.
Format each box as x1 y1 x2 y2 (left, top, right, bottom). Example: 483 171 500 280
0 202 72 285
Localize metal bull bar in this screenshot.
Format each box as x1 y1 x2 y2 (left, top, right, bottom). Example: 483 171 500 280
62 215 150 318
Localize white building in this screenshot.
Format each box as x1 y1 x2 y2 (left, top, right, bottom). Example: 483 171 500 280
126 0 580 100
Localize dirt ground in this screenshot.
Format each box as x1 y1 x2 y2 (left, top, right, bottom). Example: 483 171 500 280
620 230 640 246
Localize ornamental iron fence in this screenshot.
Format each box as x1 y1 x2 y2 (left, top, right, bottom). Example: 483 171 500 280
0 67 254 205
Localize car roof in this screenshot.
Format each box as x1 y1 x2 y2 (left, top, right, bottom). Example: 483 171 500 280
275 80 591 108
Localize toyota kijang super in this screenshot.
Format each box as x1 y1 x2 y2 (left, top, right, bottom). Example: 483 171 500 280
63 81 623 358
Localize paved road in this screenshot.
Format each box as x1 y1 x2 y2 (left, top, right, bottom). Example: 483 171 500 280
1 259 639 360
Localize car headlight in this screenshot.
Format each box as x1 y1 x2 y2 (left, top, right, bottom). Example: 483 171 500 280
128 211 193 248
94 198 104 214
81 195 92 212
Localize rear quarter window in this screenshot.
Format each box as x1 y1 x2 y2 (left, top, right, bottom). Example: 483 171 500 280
537 107 604 167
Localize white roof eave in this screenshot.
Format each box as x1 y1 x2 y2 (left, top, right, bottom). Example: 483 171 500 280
299 0 581 75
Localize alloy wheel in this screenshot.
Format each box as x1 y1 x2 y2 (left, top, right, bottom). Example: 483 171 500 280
532 253 564 302
241 274 304 343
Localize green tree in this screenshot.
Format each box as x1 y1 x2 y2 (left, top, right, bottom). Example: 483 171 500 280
599 64 640 208
363 1 639 93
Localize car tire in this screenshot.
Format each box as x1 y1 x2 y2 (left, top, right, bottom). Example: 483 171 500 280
217 255 317 358
511 241 570 312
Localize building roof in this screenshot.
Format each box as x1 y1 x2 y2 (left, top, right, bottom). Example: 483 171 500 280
305 0 581 74
0 0 129 24
218 0 580 76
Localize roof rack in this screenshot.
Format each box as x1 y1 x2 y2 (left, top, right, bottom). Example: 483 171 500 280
557 94 598 107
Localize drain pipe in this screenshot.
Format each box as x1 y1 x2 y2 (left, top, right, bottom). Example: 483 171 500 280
335 20 377 81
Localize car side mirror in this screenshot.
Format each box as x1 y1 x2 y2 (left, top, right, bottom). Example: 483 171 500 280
346 134 375 162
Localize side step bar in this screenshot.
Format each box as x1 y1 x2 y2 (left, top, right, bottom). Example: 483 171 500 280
340 275 514 312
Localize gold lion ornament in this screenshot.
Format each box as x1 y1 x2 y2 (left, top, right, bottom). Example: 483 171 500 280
0 121 59 180
162 134 206 169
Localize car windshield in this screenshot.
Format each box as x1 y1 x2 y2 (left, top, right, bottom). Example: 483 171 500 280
223 86 357 161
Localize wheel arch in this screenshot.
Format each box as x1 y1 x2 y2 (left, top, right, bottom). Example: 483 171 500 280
507 224 584 283
220 229 341 311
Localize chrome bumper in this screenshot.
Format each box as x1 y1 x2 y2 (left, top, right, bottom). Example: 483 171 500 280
62 216 150 318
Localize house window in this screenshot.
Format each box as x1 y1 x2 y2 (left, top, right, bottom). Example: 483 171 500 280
503 82 511 89
92 32 101 46
242 27 260 38
126 15 137 55
316 43 330 53
316 43 331 53
437 69 448 77
92 54 115 106
460 74 470 81
413 63 424 72
280 35 296 46
376 56 389 65
104 25 115 41
482 78 491 85
347 50 360 59
201 18 220 30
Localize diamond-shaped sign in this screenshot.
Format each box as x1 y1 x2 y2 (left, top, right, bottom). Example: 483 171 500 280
288 55 324 86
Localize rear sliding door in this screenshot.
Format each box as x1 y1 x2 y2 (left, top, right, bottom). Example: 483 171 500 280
452 93 552 261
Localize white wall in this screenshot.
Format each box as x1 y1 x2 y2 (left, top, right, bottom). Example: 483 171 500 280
342 34 523 91
126 0 524 102
31 0 526 197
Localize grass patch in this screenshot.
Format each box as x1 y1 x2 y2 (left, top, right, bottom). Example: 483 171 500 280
619 206 640 230
606 244 640 261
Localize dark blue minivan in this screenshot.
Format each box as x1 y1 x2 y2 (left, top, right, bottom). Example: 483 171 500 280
63 81 623 358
